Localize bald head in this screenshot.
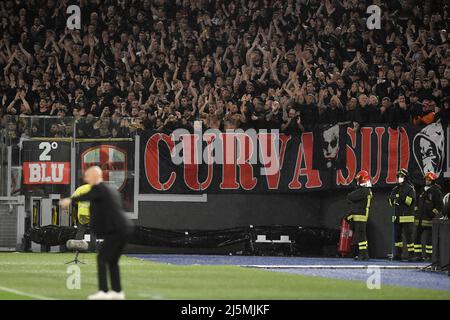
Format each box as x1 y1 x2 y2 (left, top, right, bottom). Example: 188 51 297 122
84 166 103 186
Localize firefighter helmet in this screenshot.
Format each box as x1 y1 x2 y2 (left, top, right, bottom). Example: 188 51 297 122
356 170 370 184
397 168 409 178
424 171 438 181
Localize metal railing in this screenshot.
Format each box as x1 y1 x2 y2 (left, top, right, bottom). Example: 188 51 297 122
0 196 26 251
0 115 140 145
0 127 8 196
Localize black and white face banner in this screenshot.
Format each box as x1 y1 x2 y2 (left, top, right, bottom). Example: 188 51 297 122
322 124 340 169
413 121 445 177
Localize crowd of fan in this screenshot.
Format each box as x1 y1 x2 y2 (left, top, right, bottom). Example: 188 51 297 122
0 0 449 139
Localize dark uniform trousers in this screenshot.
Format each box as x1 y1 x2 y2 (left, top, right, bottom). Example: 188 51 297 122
351 221 368 256
97 230 129 293
414 184 443 260
394 221 414 257
413 224 433 259
347 186 372 258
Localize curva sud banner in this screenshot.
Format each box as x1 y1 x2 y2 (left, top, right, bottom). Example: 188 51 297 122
139 122 448 194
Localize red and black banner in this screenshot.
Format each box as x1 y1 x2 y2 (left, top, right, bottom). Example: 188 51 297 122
22 140 71 195
139 122 448 194
140 129 324 194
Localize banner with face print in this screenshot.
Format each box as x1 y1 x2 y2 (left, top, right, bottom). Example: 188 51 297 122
138 123 448 194
320 122 447 188
411 121 446 185
312 124 349 170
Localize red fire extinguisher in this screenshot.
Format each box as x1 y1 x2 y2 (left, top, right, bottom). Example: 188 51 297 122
338 217 353 257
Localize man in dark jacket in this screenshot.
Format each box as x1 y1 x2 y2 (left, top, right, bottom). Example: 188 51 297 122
60 166 133 300
298 94 319 131
347 170 373 260
389 169 416 261
354 94 369 127
413 172 443 261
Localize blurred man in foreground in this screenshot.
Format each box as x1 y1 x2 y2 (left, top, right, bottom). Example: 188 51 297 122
60 166 132 300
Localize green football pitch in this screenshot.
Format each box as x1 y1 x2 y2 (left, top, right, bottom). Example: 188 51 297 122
0 252 449 300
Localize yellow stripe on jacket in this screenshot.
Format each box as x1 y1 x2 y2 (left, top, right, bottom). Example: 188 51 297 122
348 191 372 222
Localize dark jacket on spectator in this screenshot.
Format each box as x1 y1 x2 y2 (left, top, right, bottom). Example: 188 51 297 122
344 108 356 123
393 104 410 124
320 105 345 125
354 105 369 126
366 104 381 123
381 105 409 128
297 103 319 131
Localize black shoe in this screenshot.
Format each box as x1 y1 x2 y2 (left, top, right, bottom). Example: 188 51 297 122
359 249 369 261
360 255 369 261
357 252 369 261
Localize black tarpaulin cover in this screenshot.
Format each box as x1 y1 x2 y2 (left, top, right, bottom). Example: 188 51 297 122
26 225 339 255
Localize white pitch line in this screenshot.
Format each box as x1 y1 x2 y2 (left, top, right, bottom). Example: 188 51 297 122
241 265 426 270
0 285 55 300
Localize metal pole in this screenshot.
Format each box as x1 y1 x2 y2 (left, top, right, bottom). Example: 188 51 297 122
390 203 397 260
7 145 11 197
131 134 140 219
0 141 4 196
70 119 76 196
242 264 427 270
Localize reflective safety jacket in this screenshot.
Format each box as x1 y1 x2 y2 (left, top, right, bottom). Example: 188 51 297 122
71 184 92 225
389 182 416 223
347 186 372 222
415 183 443 227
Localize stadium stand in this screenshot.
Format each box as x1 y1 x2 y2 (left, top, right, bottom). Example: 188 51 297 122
0 0 448 137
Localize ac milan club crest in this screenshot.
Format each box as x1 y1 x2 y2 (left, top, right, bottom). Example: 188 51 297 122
81 145 128 190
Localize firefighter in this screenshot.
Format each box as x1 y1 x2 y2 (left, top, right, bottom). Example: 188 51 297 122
347 170 373 260
388 168 416 261
414 172 443 261
71 183 97 252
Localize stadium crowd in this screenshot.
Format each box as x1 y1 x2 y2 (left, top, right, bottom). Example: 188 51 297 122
0 0 449 139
